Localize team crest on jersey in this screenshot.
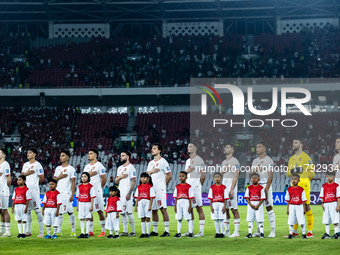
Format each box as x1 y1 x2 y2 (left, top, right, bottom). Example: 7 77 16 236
31 166 34 169
124 168 127 171
261 161 264 164
64 169 67 173
156 163 159 167
5 169 9 174
299 158 302 161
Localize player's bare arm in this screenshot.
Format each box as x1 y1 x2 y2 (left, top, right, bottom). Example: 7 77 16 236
116 212 119 218
200 169 206 186
265 170 273 196
166 172 172 185
76 200 79 212
174 199 177 213
39 175 44 184
42 204 46 216
336 198 340 213
134 198 138 213
54 172 68 181
101 174 107 188
286 203 289 215
126 179 136 201
11 203 15 214
210 201 214 213
22 169 35 176
70 178 76 202
188 199 192 213
229 171 239 199
148 167 160 175
321 199 325 211
89 170 97 177
24 200 29 213
246 198 255 209
56 204 60 217
148 198 153 211
303 203 307 214
90 198 94 212
255 200 264 210
222 200 227 214
6 175 10 187
115 173 128 183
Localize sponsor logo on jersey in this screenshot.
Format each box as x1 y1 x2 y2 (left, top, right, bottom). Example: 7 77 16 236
156 163 159 167
79 194 89 199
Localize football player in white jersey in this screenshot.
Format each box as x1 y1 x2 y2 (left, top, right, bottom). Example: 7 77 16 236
146 144 172 237
333 138 340 185
53 150 76 237
0 149 11 237
221 144 241 238
115 150 137 237
21 148 44 237
83 149 107 237
250 142 276 238
184 142 206 237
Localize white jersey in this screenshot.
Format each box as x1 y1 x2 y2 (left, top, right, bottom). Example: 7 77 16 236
185 155 205 188
221 157 240 187
251 155 274 185
84 161 106 191
147 157 171 191
22 161 44 193
332 154 340 182
117 163 137 196
0 161 10 196
54 164 76 195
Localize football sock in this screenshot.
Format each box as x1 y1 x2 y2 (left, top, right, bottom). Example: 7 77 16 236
35 209 44 233
152 221 158 233
89 221 93 232
267 210 275 232
1 222 5 233
214 220 219 233
5 223 10 234
110 230 113 235
292 222 298 234
199 220 205 233
325 224 330 235
301 224 305 235
146 222 151 234
18 223 22 234
188 219 193 233
58 215 63 233
121 214 128 233
80 221 85 234
177 220 182 233
219 219 224 233
234 218 240 234
26 210 32 233
128 214 135 233
100 220 106 232
46 226 51 236
141 222 145 234
70 214 76 232
289 225 293 234
164 221 170 232
224 219 230 232
258 221 264 234
86 221 91 234
53 226 58 235
334 225 339 234
306 210 313 233
248 221 253 234
22 223 26 234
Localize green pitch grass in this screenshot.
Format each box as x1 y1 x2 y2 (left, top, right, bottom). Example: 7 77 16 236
1 205 339 255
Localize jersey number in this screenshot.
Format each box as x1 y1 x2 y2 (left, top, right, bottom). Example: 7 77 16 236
95 204 99 209
192 198 196 204
157 200 162 206
33 201 37 207
64 205 67 211
228 201 231 207
123 205 126 211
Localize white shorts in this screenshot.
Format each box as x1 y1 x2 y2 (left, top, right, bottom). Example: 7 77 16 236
138 199 152 218
211 202 226 220
29 191 41 210
14 204 27 221
120 195 133 214
191 188 202 208
105 212 120 231
152 189 167 210
78 202 92 219
323 202 339 225
93 191 104 212
43 208 58 226
175 199 191 220
225 186 238 210
59 194 74 214
260 183 273 207
0 195 9 210
246 201 264 222
288 204 305 225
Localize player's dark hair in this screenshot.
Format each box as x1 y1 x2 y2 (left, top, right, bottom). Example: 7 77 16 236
28 148 38 155
0 149 7 157
226 144 236 152
61 150 71 158
293 138 304 144
257 142 267 149
49 179 58 184
81 172 91 183
153 143 163 153
213 172 223 178
109 186 120 197
140 172 153 185
179 171 188 176
291 173 300 179
325 171 336 176
89 149 99 157
250 172 260 178
122 150 132 160
189 141 199 151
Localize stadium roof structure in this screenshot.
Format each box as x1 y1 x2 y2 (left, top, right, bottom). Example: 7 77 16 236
0 0 339 23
